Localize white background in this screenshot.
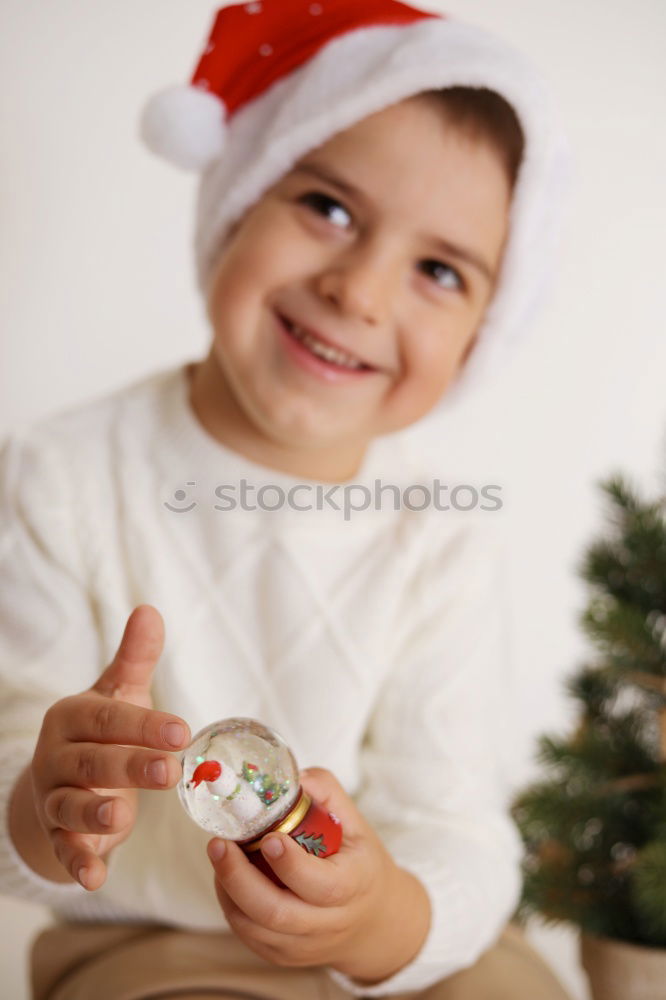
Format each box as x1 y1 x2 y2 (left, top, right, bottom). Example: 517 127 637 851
1 1 665 998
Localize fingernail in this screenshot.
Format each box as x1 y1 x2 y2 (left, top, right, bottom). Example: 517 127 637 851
262 837 284 859
164 722 186 748
208 839 226 863
148 759 168 785
97 801 113 827
77 867 90 889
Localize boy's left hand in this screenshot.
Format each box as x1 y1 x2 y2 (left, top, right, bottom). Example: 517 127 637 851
207 766 431 984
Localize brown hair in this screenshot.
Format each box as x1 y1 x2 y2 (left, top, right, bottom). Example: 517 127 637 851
418 86 526 194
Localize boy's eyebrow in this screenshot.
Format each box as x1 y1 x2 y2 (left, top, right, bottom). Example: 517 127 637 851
291 161 495 285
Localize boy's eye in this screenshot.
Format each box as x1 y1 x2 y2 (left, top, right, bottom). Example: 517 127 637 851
298 191 465 293
420 260 465 292
298 191 352 229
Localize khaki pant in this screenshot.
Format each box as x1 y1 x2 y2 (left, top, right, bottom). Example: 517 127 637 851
31 920 573 1000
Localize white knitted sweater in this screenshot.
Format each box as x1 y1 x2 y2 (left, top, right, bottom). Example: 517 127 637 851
0 362 523 996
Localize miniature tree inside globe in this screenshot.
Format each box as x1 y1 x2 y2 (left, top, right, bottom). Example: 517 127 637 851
178 717 342 882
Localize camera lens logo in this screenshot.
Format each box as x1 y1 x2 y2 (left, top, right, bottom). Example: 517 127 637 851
164 482 197 513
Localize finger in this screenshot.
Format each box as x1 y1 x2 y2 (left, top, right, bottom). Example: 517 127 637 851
207 838 310 935
212 880 296 963
53 742 182 791
298 767 364 838
51 827 108 891
213 880 255 935
93 605 165 707
258 830 355 907
43 787 133 835
56 693 190 751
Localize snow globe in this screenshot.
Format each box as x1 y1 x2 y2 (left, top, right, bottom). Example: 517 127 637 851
178 717 342 883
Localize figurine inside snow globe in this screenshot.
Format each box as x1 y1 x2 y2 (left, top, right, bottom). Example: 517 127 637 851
178 717 342 882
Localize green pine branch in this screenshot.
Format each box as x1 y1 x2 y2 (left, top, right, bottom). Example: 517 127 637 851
581 598 666 677
564 666 618 715
580 475 666 614
536 710 658 781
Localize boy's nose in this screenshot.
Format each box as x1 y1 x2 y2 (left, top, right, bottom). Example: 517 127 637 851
315 245 395 327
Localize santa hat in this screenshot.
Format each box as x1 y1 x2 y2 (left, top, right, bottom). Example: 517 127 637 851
140 0 574 408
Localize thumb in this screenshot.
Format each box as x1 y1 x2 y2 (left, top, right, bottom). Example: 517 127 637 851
93 604 165 708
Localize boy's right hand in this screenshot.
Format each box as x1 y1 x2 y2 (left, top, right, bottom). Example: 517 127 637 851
29 604 190 891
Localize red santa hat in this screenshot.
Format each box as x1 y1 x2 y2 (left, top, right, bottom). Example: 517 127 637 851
141 1 441 170
140 0 574 408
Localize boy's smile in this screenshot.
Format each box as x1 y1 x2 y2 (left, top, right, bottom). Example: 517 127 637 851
190 94 511 481
274 310 381 381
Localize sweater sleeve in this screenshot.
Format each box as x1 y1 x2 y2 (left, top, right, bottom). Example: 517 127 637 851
0 428 102 905
327 516 524 996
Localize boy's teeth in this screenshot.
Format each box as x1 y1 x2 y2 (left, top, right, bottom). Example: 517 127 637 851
288 321 364 370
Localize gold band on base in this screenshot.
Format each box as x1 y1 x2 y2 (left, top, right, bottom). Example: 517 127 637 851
244 791 312 852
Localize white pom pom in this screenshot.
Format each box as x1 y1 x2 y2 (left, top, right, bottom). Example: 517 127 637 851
139 84 227 172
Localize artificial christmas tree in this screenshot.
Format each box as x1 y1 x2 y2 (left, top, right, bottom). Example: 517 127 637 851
511 472 666 1000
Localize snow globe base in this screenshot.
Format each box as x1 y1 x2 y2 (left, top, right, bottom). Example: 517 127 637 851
243 790 343 886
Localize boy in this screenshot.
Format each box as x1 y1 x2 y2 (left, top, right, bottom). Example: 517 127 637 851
1 2 574 997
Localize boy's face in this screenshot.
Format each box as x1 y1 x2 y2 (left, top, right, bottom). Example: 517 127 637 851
197 94 511 477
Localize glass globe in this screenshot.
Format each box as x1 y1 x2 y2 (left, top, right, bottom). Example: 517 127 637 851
178 717 300 841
